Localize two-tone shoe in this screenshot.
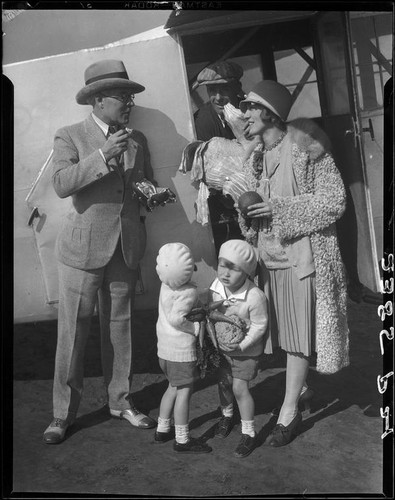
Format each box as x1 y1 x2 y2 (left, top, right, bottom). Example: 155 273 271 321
110 407 156 429
43 418 71 444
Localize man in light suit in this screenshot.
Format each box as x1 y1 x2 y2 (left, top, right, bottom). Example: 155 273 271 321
43 59 157 444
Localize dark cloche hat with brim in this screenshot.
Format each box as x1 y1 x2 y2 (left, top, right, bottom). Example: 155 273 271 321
76 59 145 105
239 80 292 121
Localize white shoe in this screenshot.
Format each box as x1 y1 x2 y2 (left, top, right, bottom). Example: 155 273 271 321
110 407 156 429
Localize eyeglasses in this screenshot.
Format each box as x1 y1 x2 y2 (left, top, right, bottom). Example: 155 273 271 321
101 94 135 106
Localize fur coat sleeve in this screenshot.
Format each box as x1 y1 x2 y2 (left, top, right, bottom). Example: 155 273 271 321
270 118 346 242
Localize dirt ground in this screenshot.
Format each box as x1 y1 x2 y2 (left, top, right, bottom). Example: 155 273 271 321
10 299 386 497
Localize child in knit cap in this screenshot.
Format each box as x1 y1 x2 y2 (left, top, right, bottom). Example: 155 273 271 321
209 239 268 458
155 243 212 454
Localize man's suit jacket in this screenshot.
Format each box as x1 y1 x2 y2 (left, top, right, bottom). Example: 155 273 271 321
52 114 153 271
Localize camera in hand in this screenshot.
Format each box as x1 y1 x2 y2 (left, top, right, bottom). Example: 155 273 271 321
131 179 177 212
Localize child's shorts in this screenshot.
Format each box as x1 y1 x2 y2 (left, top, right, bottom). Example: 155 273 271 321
159 358 199 387
221 354 260 382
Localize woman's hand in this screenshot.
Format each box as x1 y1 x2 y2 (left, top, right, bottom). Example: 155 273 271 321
246 201 273 219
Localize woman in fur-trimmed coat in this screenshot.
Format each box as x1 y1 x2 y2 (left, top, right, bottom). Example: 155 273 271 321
237 81 349 447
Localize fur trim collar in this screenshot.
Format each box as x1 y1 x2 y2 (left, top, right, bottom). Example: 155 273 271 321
287 118 332 161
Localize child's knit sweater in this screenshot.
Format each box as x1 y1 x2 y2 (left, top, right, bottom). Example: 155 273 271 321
156 282 198 362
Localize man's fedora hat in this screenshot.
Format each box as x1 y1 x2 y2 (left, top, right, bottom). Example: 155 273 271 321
76 59 145 105
239 80 292 121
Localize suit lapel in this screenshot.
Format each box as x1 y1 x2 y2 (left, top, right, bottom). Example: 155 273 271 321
85 114 107 148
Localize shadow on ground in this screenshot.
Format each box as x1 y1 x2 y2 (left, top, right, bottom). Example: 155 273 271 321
11 299 385 496
13 300 382 417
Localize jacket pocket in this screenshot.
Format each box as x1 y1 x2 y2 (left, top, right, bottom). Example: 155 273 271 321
58 221 92 264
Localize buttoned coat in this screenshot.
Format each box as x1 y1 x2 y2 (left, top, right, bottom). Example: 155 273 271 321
52 114 153 270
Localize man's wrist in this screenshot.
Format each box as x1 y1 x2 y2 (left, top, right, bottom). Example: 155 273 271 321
99 148 108 163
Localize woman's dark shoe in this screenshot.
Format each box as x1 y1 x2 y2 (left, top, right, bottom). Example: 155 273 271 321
267 412 302 447
173 437 212 454
233 434 256 458
214 415 233 438
271 389 314 417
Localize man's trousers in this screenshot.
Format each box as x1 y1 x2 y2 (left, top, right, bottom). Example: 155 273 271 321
53 240 138 422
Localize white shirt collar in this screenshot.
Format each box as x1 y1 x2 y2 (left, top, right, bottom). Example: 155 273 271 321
209 277 250 303
91 112 109 136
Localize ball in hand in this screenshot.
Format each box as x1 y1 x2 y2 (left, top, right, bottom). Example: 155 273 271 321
238 191 263 216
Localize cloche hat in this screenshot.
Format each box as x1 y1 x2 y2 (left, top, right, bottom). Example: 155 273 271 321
239 80 292 121
76 59 145 105
197 61 243 86
156 243 195 289
218 239 258 278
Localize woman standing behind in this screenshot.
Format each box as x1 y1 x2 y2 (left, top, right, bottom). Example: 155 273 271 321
238 81 349 446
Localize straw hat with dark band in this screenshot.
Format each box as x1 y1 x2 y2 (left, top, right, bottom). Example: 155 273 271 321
76 59 145 105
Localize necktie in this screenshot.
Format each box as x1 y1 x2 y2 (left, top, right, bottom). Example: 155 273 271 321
107 125 117 138
107 126 124 171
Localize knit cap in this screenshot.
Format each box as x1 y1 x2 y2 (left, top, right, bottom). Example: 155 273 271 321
156 243 195 289
218 239 257 277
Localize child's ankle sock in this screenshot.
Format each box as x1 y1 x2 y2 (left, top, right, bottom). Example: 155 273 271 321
241 419 255 438
157 417 172 433
221 403 234 418
175 424 189 444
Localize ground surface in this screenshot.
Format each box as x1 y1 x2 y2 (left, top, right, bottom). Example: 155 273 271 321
11 299 385 496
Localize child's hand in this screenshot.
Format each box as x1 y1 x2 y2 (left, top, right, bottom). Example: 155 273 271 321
185 310 206 322
218 340 240 354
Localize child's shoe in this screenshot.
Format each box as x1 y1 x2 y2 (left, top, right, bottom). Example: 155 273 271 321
154 428 175 444
214 415 233 438
233 433 256 458
173 437 212 454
